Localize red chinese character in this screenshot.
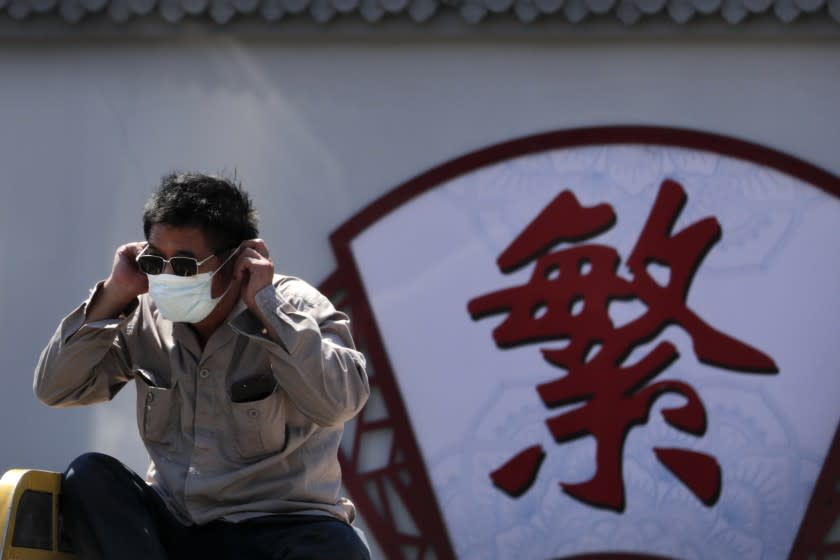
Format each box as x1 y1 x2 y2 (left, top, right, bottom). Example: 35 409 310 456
468 179 778 512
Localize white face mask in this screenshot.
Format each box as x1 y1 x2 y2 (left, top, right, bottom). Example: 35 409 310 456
146 248 238 323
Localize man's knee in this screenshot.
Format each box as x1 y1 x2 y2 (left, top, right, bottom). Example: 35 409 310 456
262 516 371 560
348 525 372 560
63 452 124 497
319 520 371 560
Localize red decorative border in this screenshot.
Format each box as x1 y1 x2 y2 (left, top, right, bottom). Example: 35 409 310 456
319 126 840 560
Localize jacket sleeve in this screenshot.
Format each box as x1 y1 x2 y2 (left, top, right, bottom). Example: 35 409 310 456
33 284 135 408
230 276 370 427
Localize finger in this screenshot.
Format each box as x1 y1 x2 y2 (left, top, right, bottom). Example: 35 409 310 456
234 254 263 279
121 241 147 259
240 238 269 259
240 254 267 271
131 242 146 258
238 260 275 290
238 247 271 268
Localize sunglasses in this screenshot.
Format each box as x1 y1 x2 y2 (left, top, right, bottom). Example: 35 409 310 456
136 246 219 277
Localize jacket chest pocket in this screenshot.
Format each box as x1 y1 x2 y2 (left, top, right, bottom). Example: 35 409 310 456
136 380 179 452
229 385 288 460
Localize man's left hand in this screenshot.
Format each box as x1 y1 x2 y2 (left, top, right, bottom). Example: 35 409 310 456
234 239 274 312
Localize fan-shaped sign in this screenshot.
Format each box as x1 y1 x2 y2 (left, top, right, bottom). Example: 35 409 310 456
320 127 840 560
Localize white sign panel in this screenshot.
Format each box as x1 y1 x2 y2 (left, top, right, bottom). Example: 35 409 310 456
334 129 840 560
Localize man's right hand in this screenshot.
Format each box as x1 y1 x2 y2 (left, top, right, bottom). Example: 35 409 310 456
86 242 149 323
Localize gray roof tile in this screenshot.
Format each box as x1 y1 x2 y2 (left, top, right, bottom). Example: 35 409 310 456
796 0 822 11
311 0 335 21
616 0 642 23
486 0 512 13
31 0 56 12
59 0 84 21
332 0 358 13
563 0 588 21
460 0 486 22
588 0 616 15
405 0 430 19
210 0 234 21
259 0 284 19
283 0 307 13
358 0 384 19
634 0 665 13
160 0 185 21
409 0 435 19
694 0 720 14
108 0 131 19
773 0 800 20
514 0 538 20
8 0 30 18
721 0 748 21
535 0 561 13
668 0 696 22
182 0 206 13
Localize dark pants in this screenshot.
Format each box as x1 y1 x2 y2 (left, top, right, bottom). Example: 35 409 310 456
61 453 371 560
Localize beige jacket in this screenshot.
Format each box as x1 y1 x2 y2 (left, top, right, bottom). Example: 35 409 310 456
34 274 369 525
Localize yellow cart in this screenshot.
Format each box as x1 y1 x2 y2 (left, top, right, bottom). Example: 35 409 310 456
0 470 77 560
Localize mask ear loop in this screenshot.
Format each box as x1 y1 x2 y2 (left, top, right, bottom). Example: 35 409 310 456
210 243 242 278
207 243 244 304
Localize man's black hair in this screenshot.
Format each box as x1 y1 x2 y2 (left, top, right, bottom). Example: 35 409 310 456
143 172 259 252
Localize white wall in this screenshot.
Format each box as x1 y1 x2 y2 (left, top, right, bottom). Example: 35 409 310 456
0 36 838 555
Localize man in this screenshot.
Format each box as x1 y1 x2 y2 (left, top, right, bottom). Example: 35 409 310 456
34 172 371 560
